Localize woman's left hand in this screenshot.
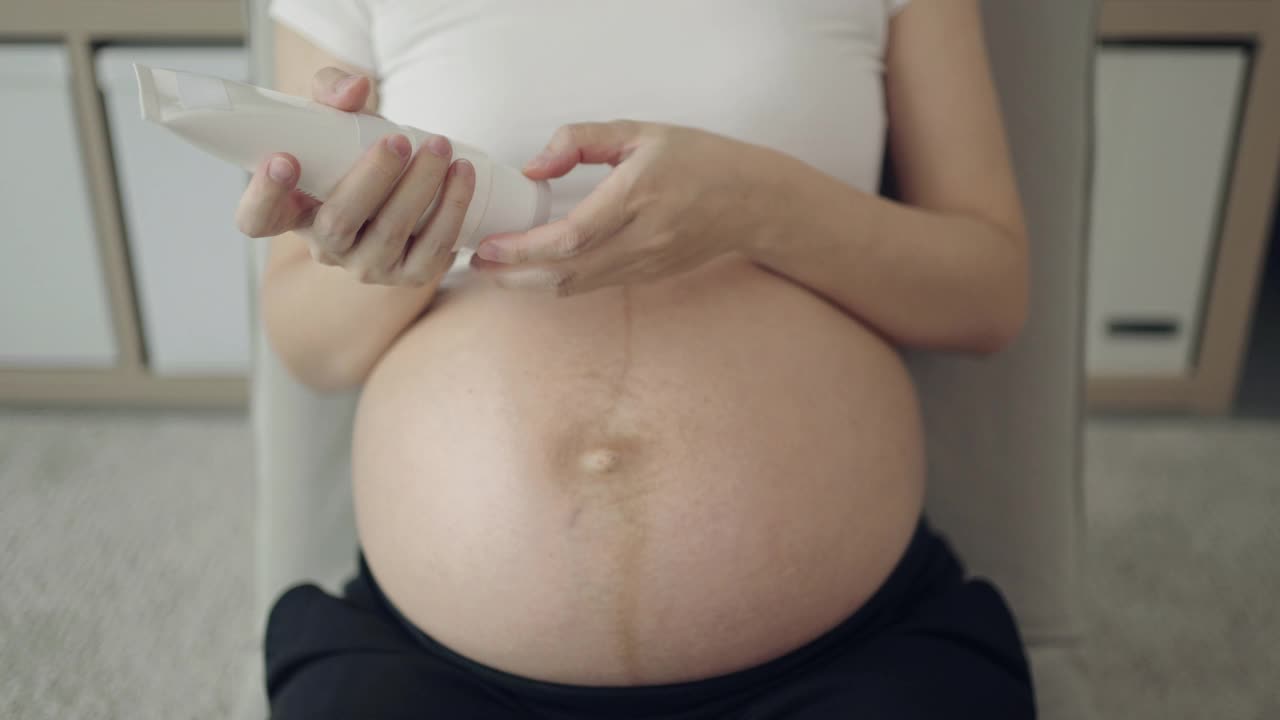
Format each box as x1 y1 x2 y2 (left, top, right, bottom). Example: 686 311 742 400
470 121 771 295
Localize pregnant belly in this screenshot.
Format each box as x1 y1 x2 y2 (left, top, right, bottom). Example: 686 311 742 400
352 253 925 685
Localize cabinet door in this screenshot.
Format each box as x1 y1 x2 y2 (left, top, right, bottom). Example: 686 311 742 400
1087 45 1248 376
98 46 252 375
0 45 117 368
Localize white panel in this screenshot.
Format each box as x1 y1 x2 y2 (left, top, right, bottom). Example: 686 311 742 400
98 46 252 375
1087 46 1248 375
0 45 118 367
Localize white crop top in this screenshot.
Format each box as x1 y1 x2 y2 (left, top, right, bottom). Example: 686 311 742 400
270 0 910 222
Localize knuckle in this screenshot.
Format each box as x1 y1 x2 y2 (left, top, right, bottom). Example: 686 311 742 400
363 215 409 249
642 131 673 155
547 270 577 296
436 243 457 262
311 206 357 244
431 241 458 266
310 207 339 239
552 277 577 297
554 124 580 146
235 208 265 238
392 224 418 250
558 224 588 256
446 190 472 214
372 244 407 276
371 158 407 184
352 264 382 284
362 142 408 181
383 252 409 276
401 269 432 287
644 230 673 252
308 245 340 266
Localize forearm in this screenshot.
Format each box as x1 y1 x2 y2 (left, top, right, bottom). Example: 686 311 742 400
261 234 444 390
744 150 1028 354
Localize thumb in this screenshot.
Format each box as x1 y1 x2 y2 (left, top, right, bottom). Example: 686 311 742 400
523 121 644 179
312 66 373 113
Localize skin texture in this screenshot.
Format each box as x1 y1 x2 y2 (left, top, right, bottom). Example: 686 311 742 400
251 0 1026 685
241 26 476 390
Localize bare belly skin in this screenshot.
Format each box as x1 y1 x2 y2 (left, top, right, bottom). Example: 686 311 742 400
352 253 925 685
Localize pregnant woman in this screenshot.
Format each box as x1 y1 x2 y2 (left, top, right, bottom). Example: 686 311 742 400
241 1 1035 717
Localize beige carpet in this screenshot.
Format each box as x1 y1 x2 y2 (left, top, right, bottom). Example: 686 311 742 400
1083 418 1280 719
0 410 253 720
1 409 1277 719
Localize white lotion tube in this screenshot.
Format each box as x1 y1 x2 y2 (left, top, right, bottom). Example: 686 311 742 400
133 64 551 250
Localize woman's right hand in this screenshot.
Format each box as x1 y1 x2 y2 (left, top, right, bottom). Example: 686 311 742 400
235 67 476 286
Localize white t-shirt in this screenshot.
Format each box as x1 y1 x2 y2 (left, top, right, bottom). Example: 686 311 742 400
270 0 909 221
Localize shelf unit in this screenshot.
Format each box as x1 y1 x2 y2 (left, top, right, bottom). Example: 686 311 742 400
0 0 246 408
1092 0 1280 412
1 0 1276 412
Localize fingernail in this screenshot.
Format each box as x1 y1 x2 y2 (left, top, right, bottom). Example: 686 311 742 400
386 135 412 160
475 238 506 262
451 159 474 179
267 157 294 184
336 75 359 93
426 135 451 158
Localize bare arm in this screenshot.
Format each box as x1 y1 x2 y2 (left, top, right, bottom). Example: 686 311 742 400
745 0 1029 353
468 0 1026 354
247 24 471 391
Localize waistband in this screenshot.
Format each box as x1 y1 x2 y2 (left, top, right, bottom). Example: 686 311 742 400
362 516 962 719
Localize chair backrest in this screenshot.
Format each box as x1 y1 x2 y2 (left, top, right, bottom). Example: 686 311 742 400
907 2 1096 717
246 2 1097 717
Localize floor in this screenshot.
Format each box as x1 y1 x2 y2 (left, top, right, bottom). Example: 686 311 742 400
1 410 1278 719
1082 418 1280 719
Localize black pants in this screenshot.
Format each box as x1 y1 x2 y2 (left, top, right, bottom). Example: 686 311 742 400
264 518 1035 719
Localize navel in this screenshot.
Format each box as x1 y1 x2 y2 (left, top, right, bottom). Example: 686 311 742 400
579 447 622 474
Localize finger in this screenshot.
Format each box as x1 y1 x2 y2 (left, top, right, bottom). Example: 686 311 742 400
308 134 412 256
474 215 687 296
311 66 371 111
474 169 633 264
471 257 580 296
522 120 644 180
236 154 315 238
358 134 453 273
398 159 476 284
473 231 640 297
472 248 628 297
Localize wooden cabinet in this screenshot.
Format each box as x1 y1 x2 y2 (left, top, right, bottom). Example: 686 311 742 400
0 45 117 369
1087 46 1248 376
97 46 253 376
1091 0 1280 412
0 0 245 406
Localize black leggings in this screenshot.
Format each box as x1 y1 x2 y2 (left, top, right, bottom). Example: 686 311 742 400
264 518 1035 719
